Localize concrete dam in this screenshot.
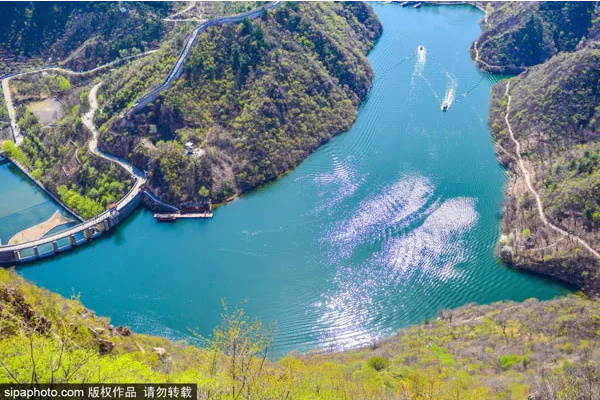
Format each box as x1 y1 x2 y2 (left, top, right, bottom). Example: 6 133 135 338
0 183 142 264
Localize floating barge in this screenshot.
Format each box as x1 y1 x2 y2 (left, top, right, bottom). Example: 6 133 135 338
154 212 213 221
154 200 213 221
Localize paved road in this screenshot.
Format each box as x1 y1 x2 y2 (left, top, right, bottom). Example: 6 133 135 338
127 1 281 116
84 82 147 186
0 50 158 148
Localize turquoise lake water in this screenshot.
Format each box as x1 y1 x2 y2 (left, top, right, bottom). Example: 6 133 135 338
6 4 571 355
0 159 75 244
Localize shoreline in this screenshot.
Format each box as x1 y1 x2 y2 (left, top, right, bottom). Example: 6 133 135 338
3 1 579 359
8 210 75 245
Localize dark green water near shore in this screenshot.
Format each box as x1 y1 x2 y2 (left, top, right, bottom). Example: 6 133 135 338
11 4 570 355
0 160 75 244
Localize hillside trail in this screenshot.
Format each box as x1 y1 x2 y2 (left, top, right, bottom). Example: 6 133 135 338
503 81 600 260
83 82 146 187
472 40 506 71
1 50 157 146
163 2 203 22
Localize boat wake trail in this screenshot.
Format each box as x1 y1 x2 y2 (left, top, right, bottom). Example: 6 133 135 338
411 45 427 86
441 72 457 110
417 45 426 68
411 45 444 104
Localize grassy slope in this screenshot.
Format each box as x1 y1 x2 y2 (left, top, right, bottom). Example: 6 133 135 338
99 2 382 205
1 268 599 399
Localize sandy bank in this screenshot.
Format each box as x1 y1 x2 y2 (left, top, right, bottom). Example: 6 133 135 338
8 210 74 244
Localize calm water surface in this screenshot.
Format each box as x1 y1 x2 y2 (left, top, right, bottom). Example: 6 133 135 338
0 160 75 244
11 4 570 355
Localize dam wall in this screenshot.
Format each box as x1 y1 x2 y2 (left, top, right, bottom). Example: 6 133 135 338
0 175 142 265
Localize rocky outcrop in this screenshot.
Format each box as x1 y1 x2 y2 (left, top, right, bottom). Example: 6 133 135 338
0 287 51 333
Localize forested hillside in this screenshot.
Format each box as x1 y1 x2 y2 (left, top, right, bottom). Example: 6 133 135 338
0 2 171 218
99 2 382 205
489 48 600 294
473 2 596 73
477 2 600 294
0 2 170 72
0 2 272 218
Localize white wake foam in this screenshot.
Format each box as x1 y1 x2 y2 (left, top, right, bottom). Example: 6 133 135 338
442 72 457 109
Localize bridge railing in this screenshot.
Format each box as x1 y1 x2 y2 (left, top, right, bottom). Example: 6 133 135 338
0 164 143 252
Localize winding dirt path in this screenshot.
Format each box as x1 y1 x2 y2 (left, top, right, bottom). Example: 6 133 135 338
83 82 147 188
1 50 157 147
503 81 600 259
2 78 22 145
163 2 202 22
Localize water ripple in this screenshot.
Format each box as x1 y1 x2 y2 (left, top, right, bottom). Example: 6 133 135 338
315 196 478 352
324 174 434 259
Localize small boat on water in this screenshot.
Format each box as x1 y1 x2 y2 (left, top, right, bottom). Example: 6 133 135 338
154 213 177 222
441 101 449 111
414 3 422 8
418 45 425 52
401 1 410 6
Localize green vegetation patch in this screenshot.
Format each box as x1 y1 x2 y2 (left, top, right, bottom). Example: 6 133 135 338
0 2 170 71
10 72 132 218
100 2 382 206
476 2 596 72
